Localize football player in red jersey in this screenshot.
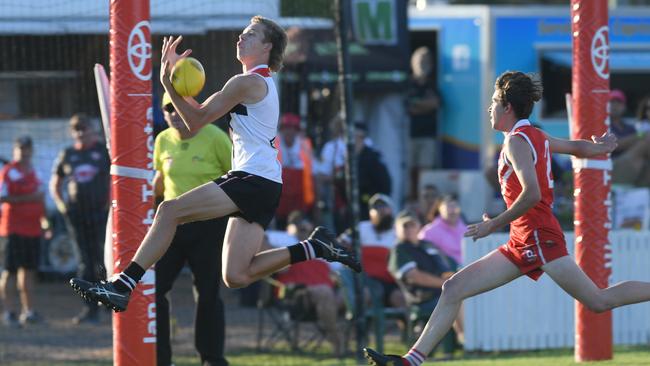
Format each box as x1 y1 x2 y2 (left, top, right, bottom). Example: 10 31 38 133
364 71 650 366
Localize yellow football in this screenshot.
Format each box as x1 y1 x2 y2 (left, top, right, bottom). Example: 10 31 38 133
171 57 205 97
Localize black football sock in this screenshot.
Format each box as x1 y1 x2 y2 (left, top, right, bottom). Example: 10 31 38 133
112 262 145 292
287 241 324 264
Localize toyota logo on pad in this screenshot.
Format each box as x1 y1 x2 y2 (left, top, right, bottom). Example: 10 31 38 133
591 26 609 80
128 20 152 81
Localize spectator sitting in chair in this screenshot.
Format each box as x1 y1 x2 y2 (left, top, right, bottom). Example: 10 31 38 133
389 210 463 359
418 194 466 269
336 193 405 354
265 211 343 357
338 193 405 309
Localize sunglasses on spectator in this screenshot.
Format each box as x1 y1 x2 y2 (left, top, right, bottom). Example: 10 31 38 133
71 124 87 131
164 103 175 113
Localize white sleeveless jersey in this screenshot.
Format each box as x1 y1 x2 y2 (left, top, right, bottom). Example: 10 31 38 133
228 64 282 183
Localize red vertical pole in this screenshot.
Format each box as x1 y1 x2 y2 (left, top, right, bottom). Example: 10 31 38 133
110 1 156 365
571 0 612 361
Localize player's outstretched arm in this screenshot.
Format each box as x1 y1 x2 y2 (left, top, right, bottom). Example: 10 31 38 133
162 72 259 132
546 131 617 158
159 36 264 131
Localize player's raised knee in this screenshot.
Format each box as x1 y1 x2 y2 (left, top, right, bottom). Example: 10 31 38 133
156 199 182 220
223 272 251 289
157 199 176 215
583 297 610 313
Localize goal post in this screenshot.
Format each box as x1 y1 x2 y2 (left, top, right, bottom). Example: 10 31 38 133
109 1 156 365
570 0 612 361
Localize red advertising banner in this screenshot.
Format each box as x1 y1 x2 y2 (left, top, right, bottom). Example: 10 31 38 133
570 0 612 361
109 1 156 365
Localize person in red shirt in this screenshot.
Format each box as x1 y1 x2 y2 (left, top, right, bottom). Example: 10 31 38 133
0 136 46 327
364 71 650 366
275 113 315 229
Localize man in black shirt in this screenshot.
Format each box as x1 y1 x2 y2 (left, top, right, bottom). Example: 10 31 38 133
50 114 110 324
330 122 392 230
389 211 453 313
407 47 440 199
356 123 392 221
388 211 462 360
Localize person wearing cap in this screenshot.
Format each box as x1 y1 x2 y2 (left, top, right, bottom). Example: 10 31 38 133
275 113 315 229
0 135 47 327
154 93 231 366
609 89 650 187
340 196 403 304
337 192 404 353
388 210 461 359
50 114 110 324
352 193 402 302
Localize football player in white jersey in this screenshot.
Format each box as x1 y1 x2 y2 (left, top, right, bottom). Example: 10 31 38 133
70 16 361 313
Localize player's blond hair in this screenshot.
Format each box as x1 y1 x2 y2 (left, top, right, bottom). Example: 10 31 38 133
251 16 287 72
494 71 543 120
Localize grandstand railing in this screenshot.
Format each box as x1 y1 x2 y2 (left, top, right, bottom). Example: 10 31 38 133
463 231 650 351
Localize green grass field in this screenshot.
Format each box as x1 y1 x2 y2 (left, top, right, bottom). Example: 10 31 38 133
222 346 650 366
6 346 650 366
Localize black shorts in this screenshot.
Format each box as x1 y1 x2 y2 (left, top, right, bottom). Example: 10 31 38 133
3 234 40 272
214 171 282 229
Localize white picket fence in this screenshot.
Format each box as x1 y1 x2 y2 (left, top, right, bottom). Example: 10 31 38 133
462 230 650 351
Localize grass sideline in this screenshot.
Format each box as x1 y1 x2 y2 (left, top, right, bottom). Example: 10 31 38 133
4 346 649 366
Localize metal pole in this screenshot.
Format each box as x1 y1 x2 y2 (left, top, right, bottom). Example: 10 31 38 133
334 0 366 360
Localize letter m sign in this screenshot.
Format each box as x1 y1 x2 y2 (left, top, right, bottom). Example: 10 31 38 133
352 0 397 45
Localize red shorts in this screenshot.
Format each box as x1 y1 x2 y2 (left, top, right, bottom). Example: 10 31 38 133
498 228 568 281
